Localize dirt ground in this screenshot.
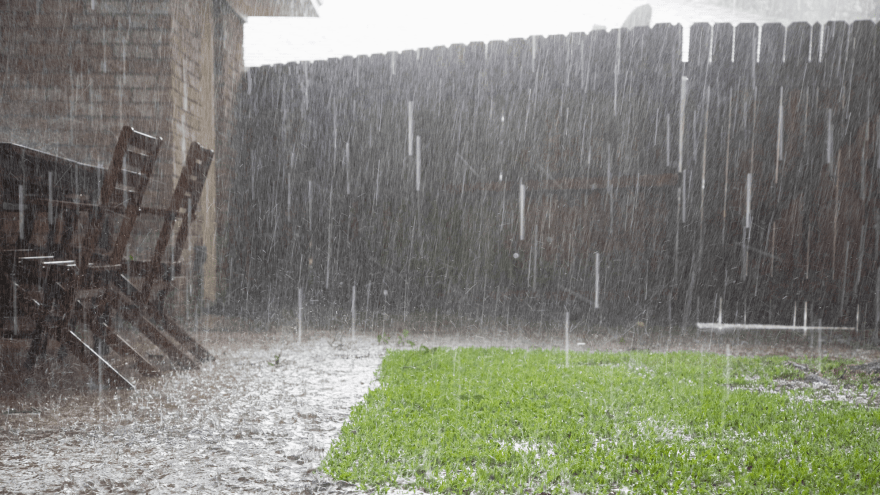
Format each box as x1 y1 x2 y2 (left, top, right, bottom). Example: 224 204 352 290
2 316 878 494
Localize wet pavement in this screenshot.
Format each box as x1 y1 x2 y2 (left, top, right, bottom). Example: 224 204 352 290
2 317 878 494
2 325 388 494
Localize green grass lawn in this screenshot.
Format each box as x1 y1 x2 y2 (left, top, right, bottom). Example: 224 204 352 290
323 347 880 494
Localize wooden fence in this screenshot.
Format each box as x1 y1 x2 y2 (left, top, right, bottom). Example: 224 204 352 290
224 20 879 335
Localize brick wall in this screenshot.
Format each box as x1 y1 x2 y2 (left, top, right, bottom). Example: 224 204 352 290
0 0 246 304
0 0 174 170
211 0 245 302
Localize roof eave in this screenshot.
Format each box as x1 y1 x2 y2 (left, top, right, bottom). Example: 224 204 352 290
224 0 319 18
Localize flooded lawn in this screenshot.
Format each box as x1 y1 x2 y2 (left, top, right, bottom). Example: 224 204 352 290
2 317 878 494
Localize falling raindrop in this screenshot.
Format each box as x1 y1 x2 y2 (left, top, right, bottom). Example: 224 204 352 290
745 172 753 230
564 311 569 368
12 278 18 337
408 100 414 156
345 141 351 195
519 180 526 241
351 284 357 339
297 287 303 343
48 171 53 225
594 252 600 309
678 76 688 172
415 136 421 192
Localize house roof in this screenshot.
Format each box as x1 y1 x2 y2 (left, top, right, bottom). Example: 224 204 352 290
225 0 318 18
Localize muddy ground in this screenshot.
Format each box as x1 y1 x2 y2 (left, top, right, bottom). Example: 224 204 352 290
2 316 878 494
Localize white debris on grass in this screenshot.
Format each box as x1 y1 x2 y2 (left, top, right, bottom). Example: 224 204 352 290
728 379 880 407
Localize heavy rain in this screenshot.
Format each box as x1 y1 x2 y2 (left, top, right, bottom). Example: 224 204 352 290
2 0 880 493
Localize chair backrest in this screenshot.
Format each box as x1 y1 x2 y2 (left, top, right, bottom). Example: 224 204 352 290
78 126 162 269
141 141 213 302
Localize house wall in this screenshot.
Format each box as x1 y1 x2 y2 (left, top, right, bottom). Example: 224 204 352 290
0 0 245 304
167 0 215 307
0 0 174 169
211 0 245 304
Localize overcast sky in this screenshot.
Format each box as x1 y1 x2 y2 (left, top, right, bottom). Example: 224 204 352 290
243 0 871 66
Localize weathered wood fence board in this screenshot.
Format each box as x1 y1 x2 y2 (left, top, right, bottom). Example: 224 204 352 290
226 21 879 336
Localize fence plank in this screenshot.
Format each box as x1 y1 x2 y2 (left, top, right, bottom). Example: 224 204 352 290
227 22 877 330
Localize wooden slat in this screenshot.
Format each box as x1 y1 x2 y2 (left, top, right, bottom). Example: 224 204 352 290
140 142 213 304
104 331 160 376
688 22 711 69
712 23 733 67
124 152 153 179
758 23 785 85
783 22 811 88
111 274 210 363
107 134 162 265
149 307 213 362
61 329 134 389
122 305 197 369
734 23 758 84
849 21 876 126
127 128 162 154
822 21 849 87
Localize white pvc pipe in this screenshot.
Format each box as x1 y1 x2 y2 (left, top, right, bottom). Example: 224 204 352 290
697 323 853 331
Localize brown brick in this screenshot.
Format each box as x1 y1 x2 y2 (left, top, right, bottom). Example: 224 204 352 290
70 41 109 62
15 9 74 29
100 103 171 121
2 26 70 46
105 1 170 15
127 28 169 45
2 40 68 58
82 55 165 75
6 1 85 15
85 26 113 45
40 0 172 16
89 73 163 88
69 12 166 30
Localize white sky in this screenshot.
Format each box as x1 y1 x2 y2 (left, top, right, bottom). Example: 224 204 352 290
242 0 861 66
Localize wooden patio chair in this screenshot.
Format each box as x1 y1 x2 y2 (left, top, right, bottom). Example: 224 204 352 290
23 126 165 388
105 141 215 367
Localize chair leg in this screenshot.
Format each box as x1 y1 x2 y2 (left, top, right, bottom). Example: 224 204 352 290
109 280 201 369
59 329 135 389
92 294 162 377
23 297 49 369
151 305 214 362
122 306 198 370
24 326 48 369
104 332 160 377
